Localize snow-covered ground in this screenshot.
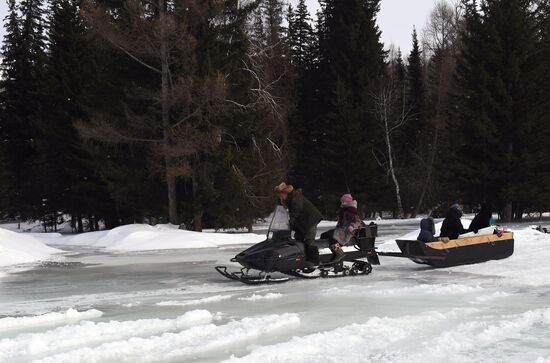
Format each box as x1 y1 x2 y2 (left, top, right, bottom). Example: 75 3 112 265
1 219 550 362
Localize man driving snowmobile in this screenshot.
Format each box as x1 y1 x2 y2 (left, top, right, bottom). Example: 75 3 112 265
274 182 323 265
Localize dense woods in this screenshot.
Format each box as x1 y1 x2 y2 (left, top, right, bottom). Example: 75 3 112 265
1 0 549 231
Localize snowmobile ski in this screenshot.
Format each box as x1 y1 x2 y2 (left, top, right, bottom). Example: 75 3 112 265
215 266 290 285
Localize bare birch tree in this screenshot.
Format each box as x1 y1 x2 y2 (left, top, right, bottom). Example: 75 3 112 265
412 0 461 217
373 68 413 219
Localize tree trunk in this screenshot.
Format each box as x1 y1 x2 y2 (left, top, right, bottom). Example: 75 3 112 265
194 211 203 232
412 125 439 218
190 175 203 232
413 53 446 218
159 0 178 225
504 202 513 223
77 214 83 233
384 107 404 219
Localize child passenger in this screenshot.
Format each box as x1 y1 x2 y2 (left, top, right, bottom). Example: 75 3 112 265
329 194 363 262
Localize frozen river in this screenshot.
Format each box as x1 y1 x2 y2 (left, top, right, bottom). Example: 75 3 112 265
1 221 550 362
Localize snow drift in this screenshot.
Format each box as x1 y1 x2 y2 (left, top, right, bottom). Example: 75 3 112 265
0 308 103 332
0 228 63 268
45 224 266 252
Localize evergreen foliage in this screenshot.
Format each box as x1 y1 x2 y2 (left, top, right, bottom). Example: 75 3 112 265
451 0 545 220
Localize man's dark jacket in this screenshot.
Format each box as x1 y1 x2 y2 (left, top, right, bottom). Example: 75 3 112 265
286 189 323 234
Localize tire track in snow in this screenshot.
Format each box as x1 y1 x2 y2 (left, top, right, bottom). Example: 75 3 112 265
32 313 300 363
0 310 212 363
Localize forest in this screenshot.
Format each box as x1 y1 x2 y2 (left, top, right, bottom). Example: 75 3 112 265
1 0 549 231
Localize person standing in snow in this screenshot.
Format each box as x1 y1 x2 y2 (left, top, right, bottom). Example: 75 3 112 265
274 183 323 265
469 203 495 233
439 203 469 240
328 194 363 263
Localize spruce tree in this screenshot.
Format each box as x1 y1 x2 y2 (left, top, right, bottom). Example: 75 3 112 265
0 0 20 213
290 0 315 69
41 0 116 230
0 0 47 219
406 28 425 139
315 0 386 213
452 0 541 221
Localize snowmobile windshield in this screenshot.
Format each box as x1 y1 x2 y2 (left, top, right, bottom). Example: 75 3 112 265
267 206 290 237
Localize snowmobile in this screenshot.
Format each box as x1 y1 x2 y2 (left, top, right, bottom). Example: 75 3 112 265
215 206 380 285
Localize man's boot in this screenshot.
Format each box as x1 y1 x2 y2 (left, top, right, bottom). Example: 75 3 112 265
305 244 320 265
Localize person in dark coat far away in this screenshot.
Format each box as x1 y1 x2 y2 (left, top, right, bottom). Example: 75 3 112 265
274 182 323 265
469 203 495 233
417 217 436 243
439 203 469 240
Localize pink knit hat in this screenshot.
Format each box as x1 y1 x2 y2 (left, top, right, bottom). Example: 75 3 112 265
340 194 353 204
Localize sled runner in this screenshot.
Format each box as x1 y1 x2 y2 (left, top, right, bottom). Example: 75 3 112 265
216 206 380 285
378 230 514 268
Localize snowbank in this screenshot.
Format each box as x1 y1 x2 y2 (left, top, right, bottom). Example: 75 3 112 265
238 293 283 302
222 310 454 363
0 308 103 332
0 310 213 362
42 224 265 252
33 313 300 363
0 228 63 268
156 295 233 307
223 308 550 363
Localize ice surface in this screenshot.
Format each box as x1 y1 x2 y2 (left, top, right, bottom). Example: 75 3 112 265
0 219 549 362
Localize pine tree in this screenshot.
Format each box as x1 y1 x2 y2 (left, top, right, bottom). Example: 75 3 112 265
395 48 406 83
314 0 386 214
452 0 541 221
0 0 47 219
407 28 425 137
289 0 315 69
40 0 116 230
0 0 20 213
